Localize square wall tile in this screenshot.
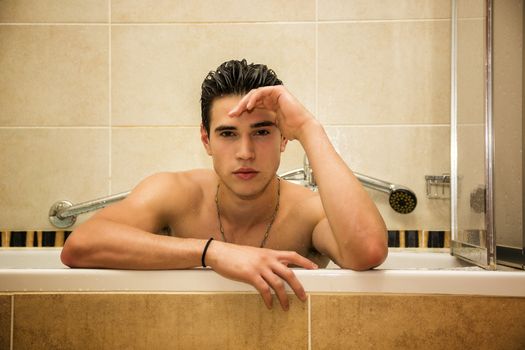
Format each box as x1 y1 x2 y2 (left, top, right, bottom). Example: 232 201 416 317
325 125 450 230
0 295 11 350
318 21 450 125
0 26 109 126
319 0 451 21
0 0 108 23
111 24 315 126
0 128 109 230
111 127 212 192
14 293 307 350
112 0 315 23
311 294 525 349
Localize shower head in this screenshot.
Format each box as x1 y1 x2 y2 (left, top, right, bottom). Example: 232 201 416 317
353 172 417 214
389 188 418 214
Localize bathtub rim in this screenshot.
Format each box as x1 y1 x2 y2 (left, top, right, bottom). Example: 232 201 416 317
1 249 524 297
1 268 524 297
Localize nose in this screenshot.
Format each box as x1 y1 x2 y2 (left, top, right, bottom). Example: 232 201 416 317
236 135 255 160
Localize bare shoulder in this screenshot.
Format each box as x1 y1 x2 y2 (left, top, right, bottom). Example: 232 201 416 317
129 169 215 209
280 180 324 221
94 169 216 226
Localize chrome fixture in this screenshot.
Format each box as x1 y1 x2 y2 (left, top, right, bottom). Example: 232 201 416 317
279 154 316 191
425 174 451 199
49 191 130 228
352 172 417 214
49 155 418 228
281 155 417 214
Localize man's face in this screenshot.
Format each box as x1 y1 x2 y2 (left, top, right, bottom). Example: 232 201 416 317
201 94 287 199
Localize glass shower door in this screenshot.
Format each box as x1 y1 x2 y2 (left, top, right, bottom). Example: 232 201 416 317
451 0 496 269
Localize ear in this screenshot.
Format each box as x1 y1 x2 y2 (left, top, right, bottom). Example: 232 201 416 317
280 136 288 153
200 124 212 156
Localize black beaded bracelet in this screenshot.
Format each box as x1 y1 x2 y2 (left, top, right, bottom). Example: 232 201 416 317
201 238 214 268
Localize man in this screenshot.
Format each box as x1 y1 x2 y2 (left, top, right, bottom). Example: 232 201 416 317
61 59 387 311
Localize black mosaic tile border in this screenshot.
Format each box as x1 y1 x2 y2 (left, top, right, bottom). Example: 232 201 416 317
0 230 450 249
387 230 451 248
0 231 72 248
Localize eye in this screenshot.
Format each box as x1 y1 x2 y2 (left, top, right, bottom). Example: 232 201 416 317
219 131 236 138
254 129 270 136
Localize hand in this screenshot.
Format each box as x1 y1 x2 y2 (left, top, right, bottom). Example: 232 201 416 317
228 86 319 142
206 241 318 311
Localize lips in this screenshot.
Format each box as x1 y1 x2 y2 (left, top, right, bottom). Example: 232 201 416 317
233 168 259 180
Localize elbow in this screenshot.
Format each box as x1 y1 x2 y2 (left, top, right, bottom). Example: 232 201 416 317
60 245 78 268
338 230 388 271
361 242 388 270
60 231 90 268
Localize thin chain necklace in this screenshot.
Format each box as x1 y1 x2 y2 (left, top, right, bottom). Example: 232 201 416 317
215 177 280 248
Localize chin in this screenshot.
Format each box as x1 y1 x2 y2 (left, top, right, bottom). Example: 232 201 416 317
229 177 273 200
231 184 265 200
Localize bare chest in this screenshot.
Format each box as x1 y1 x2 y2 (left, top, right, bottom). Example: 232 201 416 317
167 203 318 257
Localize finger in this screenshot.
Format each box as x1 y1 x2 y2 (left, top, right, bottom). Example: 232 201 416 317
245 88 265 110
262 271 289 311
228 89 257 117
229 87 274 117
272 263 307 302
247 86 281 111
253 276 273 309
279 251 318 270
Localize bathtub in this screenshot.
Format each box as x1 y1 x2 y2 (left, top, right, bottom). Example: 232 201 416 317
1 248 524 296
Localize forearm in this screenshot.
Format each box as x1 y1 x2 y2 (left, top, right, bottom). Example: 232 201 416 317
61 219 206 270
299 121 387 268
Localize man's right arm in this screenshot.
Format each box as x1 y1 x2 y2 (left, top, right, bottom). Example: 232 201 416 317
60 172 206 269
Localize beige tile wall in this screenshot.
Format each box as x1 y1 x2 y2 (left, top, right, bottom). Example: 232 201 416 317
311 293 525 349
3 292 525 349
13 293 307 349
0 0 452 231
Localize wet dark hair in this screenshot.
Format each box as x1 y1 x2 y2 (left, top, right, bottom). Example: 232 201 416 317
200 59 283 135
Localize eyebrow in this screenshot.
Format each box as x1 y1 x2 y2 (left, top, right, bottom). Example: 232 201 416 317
214 125 237 133
251 121 276 129
214 121 276 133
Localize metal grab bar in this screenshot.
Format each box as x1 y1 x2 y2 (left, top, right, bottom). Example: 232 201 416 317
49 191 130 228
49 164 417 228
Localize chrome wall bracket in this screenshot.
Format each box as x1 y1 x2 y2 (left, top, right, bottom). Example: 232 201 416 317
48 200 76 228
425 174 450 199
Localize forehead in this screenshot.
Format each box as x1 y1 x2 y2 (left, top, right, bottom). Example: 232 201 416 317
209 95 275 128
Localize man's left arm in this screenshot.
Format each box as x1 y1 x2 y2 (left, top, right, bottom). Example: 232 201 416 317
229 86 388 270
300 120 388 270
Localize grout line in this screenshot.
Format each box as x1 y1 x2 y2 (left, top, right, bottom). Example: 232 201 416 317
307 293 312 350
0 18 456 26
0 23 108 26
10 295 14 350
108 0 112 195
321 123 452 128
0 125 204 129
0 124 455 131
315 0 319 123
109 125 201 129
0 126 110 129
